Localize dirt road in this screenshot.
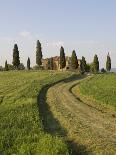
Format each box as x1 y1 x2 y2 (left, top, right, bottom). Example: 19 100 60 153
38 76 116 155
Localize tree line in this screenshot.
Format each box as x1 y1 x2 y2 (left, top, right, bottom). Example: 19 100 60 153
1 40 111 73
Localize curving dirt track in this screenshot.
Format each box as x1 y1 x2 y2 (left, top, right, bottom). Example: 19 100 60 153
39 76 116 155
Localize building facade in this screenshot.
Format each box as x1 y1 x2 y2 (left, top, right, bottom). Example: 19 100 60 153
42 56 81 70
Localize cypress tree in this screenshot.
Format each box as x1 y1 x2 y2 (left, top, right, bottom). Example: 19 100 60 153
106 53 111 71
90 63 94 73
12 44 20 69
93 54 99 73
71 50 78 69
5 60 8 71
36 40 42 67
60 46 66 69
80 56 87 74
27 57 30 70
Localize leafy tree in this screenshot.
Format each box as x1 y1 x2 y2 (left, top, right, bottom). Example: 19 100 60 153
79 60 83 74
90 63 94 73
60 46 66 69
33 65 40 70
5 60 8 71
93 54 99 73
12 44 20 69
27 57 31 70
101 68 106 73
18 63 25 70
86 63 91 72
0 66 3 71
106 53 111 71
36 40 42 67
71 50 78 69
7 64 14 70
80 56 87 74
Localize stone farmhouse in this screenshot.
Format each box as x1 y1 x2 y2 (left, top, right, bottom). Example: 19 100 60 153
42 56 81 70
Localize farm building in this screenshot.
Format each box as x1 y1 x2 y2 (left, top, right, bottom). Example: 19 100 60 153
42 56 81 70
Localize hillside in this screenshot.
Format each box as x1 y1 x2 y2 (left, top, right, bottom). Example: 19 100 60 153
78 73 116 109
39 74 116 154
1 72 116 155
0 71 72 155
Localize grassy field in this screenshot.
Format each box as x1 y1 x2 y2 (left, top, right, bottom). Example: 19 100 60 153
78 73 116 109
1 72 115 155
0 71 73 155
43 75 116 154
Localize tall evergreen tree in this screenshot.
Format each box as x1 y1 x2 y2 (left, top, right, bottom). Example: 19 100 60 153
106 53 111 71
36 40 42 67
71 50 78 69
60 46 66 69
93 54 99 73
12 44 20 69
5 60 8 71
80 56 87 73
27 57 30 70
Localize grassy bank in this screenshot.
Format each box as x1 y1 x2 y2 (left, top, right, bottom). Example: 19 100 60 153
78 73 116 109
0 71 72 155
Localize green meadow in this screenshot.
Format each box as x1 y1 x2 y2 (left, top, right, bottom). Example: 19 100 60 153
0 71 72 155
79 73 116 109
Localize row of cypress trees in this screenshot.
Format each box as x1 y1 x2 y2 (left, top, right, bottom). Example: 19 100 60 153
90 53 111 73
59 46 111 73
3 40 111 73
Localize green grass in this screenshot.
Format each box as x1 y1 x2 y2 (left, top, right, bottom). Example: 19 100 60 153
0 71 72 155
79 73 116 109
45 75 116 154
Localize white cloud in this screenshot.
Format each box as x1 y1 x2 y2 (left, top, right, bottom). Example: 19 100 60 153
47 41 64 47
19 31 31 38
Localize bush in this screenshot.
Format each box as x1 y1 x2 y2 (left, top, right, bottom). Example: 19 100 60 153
86 63 91 72
8 64 14 70
18 63 25 70
0 66 3 71
101 68 106 73
33 65 44 70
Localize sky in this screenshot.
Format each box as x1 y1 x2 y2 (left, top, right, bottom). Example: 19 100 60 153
0 0 116 68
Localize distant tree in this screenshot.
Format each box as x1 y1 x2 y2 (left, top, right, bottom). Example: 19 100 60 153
36 40 42 68
80 56 87 74
33 65 44 70
71 50 78 69
18 63 25 70
5 60 8 71
7 64 14 70
0 66 3 71
93 54 99 73
106 53 111 72
12 44 20 69
60 46 66 70
86 63 91 72
90 63 94 73
79 60 83 74
27 57 30 70
101 68 106 73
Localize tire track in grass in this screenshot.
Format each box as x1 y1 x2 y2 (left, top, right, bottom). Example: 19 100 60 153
38 75 89 155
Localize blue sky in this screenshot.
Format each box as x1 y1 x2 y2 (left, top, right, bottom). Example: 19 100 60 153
0 0 116 68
